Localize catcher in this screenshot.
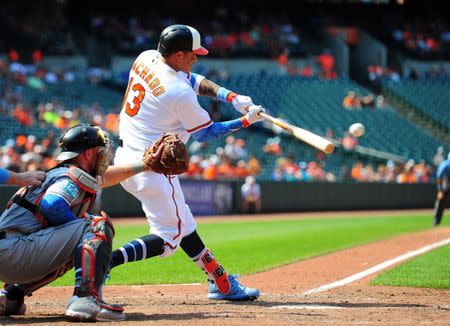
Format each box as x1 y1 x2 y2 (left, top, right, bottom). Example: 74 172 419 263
0 124 153 322
111 24 263 301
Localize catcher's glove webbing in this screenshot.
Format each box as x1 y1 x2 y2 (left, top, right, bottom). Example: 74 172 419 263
143 134 189 175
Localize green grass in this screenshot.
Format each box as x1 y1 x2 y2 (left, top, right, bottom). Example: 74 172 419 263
51 213 446 286
371 244 450 289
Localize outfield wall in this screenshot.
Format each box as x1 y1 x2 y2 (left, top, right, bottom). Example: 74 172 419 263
0 181 442 217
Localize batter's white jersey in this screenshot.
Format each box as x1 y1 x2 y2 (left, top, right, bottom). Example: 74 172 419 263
115 50 213 256
119 50 212 154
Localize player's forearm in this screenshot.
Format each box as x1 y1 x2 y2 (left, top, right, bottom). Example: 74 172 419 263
198 78 222 98
197 77 238 103
101 161 147 188
191 119 244 142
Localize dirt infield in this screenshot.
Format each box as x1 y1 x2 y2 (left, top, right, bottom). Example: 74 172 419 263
3 210 450 325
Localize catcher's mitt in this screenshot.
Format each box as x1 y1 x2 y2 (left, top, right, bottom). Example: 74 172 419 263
143 134 189 175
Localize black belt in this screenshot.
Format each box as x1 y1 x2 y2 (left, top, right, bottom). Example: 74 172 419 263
0 231 5 240
118 139 123 147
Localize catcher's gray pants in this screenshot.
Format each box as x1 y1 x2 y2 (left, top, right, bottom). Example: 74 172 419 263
0 219 87 284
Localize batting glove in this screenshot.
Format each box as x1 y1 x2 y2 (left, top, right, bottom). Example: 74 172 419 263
231 95 254 115
241 105 265 127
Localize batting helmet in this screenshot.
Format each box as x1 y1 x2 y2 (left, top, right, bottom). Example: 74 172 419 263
56 124 106 161
157 24 208 56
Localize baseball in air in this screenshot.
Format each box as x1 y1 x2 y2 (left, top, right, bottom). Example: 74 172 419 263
349 123 365 137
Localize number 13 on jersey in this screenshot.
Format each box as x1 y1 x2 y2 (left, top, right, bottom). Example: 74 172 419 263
121 77 145 117
121 76 165 117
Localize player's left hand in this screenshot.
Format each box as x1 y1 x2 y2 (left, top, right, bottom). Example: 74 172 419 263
232 95 254 115
143 134 189 175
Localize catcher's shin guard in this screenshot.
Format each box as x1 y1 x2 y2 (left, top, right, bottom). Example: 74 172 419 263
195 249 230 295
75 212 115 298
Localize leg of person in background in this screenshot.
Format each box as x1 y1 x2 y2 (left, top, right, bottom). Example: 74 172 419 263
255 198 261 214
241 199 249 214
433 190 448 226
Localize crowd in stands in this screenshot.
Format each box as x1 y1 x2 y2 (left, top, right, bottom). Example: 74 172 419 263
0 132 59 174
390 22 449 60
342 90 385 111
0 57 120 135
0 113 436 185
406 64 450 81
0 3 77 57
1 2 308 60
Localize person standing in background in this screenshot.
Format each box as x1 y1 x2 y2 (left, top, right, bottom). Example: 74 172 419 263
433 152 450 226
241 176 261 214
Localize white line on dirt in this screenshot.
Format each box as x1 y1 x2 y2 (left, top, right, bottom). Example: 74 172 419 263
271 304 343 310
303 237 450 295
155 283 202 286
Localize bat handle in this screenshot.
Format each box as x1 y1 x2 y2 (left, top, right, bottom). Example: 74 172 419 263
258 112 294 133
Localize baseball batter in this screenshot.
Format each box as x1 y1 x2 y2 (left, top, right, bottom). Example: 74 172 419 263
112 24 263 300
0 124 151 321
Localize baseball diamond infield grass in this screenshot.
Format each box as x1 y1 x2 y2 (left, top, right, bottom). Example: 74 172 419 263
371 244 450 289
51 213 450 289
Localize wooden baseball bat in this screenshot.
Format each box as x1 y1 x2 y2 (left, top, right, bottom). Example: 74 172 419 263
259 112 334 154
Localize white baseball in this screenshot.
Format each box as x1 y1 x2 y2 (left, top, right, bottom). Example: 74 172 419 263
349 123 365 137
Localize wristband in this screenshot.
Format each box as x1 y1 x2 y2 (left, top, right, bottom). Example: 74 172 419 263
0 168 9 184
226 92 237 102
240 116 250 128
217 87 235 102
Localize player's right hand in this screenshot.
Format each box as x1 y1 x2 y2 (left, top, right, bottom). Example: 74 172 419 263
232 95 254 115
17 170 46 186
437 191 444 200
245 105 265 124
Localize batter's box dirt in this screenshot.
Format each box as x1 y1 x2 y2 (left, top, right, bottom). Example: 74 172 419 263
3 211 450 325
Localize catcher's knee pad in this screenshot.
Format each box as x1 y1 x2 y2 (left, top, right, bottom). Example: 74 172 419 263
76 212 115 297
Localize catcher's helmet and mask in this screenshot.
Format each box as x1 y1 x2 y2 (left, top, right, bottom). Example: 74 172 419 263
157 24 208 56
56 124 114 180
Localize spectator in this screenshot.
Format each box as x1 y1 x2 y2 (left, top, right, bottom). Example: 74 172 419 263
240 176 261 214
343 90 361 110
433 146 446 168
246 155 261 176
316 48 336 79
263 136 282 156
342 132 359 151
235 160 249 179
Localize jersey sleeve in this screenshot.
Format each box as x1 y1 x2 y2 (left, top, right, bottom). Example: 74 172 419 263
45 177 82 206
173 89 213 133
178 72 205 95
